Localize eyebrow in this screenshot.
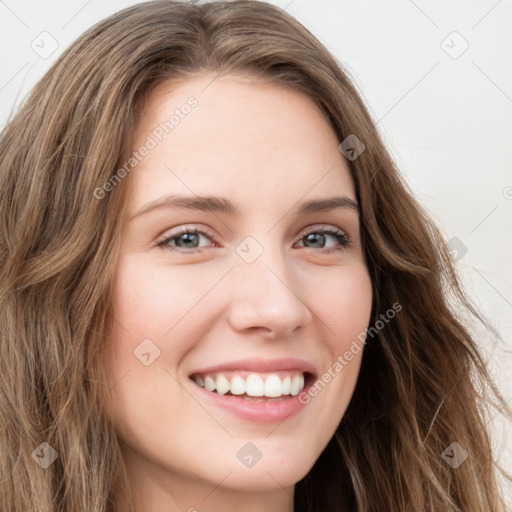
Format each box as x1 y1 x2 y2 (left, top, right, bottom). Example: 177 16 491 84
130 194 359 220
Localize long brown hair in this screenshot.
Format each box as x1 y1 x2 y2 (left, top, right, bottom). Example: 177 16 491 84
1 1 510 510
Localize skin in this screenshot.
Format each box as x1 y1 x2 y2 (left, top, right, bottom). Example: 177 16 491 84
103 72 373 512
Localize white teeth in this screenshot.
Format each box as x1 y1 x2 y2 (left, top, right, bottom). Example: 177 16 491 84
290 374 304 396
230 375 246 395
215 374 230 395
204 376 216 392
245 374 265 396
193 371 306 398
264 374 283 397
281 376 291 395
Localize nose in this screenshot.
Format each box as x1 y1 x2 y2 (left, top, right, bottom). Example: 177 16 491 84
226 245 314 339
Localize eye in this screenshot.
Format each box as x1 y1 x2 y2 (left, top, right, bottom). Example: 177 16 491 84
156 226 219 253
295 225 351 253
155 224 351 254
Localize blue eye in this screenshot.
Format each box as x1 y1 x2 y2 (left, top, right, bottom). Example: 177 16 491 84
296 227 351 252
156 227 217 253
156 225 351 254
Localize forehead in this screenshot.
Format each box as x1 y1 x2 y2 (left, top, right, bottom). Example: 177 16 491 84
127 73 355 214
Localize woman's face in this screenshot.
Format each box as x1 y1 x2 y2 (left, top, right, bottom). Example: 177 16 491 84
103 73 372 510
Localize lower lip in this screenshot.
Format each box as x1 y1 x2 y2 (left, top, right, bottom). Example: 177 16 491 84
189 378 313 424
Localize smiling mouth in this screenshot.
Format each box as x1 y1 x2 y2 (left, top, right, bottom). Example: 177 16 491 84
189 370 313 400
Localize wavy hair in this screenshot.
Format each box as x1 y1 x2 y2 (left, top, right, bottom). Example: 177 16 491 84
0 1 510 510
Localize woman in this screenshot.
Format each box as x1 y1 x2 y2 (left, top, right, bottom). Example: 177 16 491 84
0 1 510 511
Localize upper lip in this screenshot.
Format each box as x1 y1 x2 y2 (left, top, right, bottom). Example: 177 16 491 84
189 357 317 377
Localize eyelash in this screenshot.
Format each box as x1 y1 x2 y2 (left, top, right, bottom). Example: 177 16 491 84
155 224 352 254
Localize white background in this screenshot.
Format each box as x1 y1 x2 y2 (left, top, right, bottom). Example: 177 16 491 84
1 0 511 500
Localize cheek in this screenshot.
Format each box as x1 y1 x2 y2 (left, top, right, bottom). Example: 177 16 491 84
103 256 225 398
327 267 372 384
298 264 372 426
110 255 215 335
309 264 373 347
